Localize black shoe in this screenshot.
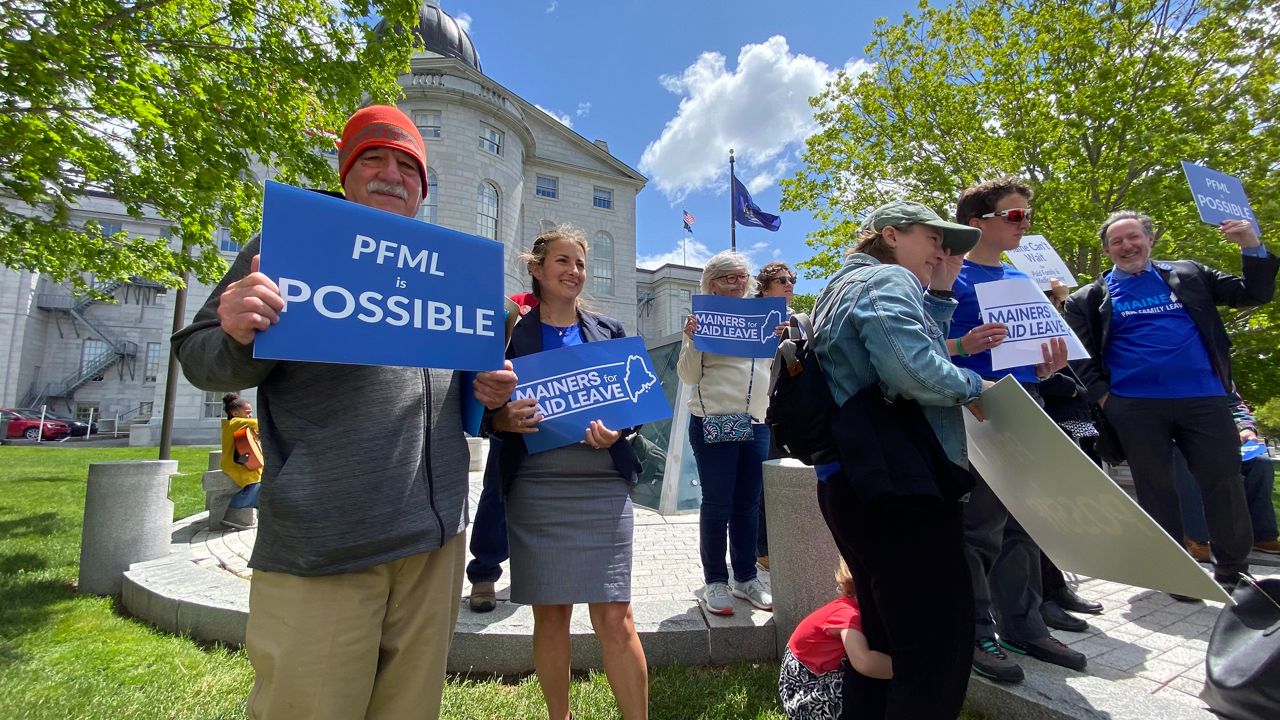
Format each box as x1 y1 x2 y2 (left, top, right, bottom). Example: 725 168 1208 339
973 637 1024 683
1049 585 1103 614
1213 572 1242 595
1000 636 1088 671
1168 593 1201 603
1041 600 1089 632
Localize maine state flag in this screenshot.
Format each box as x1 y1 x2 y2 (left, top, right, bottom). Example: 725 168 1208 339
731 176 782 231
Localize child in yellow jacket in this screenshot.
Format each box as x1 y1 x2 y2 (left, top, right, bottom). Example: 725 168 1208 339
219 393 261 530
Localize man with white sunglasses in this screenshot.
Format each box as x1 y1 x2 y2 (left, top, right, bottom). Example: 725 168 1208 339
945 177 1084 684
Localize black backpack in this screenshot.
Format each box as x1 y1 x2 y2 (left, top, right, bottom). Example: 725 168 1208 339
765 313 838 465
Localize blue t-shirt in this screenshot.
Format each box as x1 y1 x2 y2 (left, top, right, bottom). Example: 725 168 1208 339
540 322 583 350
1104 271 1222 398
949 260 1038 383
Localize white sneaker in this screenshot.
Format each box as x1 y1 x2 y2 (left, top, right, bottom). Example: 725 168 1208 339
701 582 735 616
731 578 773 611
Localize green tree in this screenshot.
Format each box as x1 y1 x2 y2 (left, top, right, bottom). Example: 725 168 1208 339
782 0 1280 402
790 292 815 315
1 0 421 292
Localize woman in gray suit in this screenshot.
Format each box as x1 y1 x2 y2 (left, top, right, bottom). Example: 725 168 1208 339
490 225 648 719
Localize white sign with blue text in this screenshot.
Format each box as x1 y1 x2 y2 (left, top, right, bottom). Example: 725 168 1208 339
1181 161 1261 236
975 278 1089 371
1004 235 1078 291
511 337 673 454
253 181 506 370
691 295 785 359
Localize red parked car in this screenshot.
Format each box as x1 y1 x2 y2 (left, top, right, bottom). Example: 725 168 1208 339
1 408 71 441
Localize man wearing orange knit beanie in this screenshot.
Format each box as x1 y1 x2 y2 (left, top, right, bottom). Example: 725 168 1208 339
172 104 518 720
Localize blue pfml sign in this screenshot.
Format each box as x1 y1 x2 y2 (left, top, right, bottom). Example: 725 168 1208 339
254 181 506 370
1181 161 1261 236
511 337 673 454
691 295 785 359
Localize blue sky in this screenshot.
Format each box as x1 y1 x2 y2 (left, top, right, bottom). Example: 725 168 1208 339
439 0 919 295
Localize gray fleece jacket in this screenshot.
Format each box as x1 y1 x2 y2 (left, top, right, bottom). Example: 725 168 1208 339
171 236 470 576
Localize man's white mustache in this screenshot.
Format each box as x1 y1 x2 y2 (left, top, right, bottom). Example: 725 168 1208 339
366 180 407 200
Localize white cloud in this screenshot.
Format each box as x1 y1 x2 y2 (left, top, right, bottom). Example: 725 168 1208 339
639 36 872 201
576 101 592 118
637 237 714 269
546 1 558 13
453 12 472 33
534 103 573 128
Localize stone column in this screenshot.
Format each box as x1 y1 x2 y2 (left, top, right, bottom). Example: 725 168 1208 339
203 451 238 528
78 460 177 595
763 458 842 659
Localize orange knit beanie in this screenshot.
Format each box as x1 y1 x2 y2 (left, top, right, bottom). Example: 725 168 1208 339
337 105 428 198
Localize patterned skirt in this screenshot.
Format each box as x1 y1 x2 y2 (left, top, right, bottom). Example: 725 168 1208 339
778 647 851 719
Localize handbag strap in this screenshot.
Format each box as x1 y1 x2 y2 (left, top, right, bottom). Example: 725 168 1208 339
697 355 755 416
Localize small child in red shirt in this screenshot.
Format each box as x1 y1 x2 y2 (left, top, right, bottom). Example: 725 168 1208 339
779 558 893 718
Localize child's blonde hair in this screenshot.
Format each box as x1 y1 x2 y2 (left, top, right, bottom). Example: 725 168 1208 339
835 558 856 597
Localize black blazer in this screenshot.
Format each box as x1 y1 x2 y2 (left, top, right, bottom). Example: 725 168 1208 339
1063 253 1279 405
494 305 642 489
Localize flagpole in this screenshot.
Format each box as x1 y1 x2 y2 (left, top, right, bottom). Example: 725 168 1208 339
729 149 737 251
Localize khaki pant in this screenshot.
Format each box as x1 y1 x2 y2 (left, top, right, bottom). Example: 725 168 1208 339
246 533 466 720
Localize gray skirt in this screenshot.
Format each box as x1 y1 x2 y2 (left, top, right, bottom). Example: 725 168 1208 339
507 443 633 605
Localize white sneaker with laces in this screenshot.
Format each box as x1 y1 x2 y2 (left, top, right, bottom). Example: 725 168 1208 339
731 577 773 611
701 582 735 616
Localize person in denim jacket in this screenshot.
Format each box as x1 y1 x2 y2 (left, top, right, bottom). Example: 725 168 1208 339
811 200 988 720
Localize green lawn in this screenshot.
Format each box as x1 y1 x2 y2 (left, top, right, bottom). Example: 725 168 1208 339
0 445 787 719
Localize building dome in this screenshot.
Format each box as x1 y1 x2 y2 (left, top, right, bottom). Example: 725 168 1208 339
387 1 482 72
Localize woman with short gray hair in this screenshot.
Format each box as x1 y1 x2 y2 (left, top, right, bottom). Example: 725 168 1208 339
678 249 774 617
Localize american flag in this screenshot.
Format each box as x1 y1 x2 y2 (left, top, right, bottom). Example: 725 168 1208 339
682 210 695 230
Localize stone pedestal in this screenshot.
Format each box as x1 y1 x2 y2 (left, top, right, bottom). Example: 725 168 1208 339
466 436 487 472
78 460 177 595
203 469 240 529
763 459 842 659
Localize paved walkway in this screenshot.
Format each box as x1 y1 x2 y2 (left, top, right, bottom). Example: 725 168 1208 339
190 471 717 606
124 468 1280 719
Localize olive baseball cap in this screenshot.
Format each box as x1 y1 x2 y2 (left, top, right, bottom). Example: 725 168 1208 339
861 200 981 255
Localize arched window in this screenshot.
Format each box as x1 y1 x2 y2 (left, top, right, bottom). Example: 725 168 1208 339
592 231 614 296
416 168 439 225
476 182 499 240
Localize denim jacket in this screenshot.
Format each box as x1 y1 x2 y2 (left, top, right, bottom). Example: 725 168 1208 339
813 254 984 467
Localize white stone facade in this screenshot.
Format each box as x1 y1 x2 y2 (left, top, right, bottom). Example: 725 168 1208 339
0 50 658 443
636 264 702 341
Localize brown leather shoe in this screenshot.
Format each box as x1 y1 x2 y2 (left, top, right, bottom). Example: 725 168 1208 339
1254 539 1280 555
469 581 497 613
1183 537 1211 563
756 555 770 572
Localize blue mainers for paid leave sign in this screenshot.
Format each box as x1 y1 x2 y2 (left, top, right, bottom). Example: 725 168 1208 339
511 337 673 454
691 295 786 359
1180 161 1261 236
254 181 506 371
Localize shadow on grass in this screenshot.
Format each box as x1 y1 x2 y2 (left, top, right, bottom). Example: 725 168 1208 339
0 577 76 661
0 552 48 575
0 510 63 538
